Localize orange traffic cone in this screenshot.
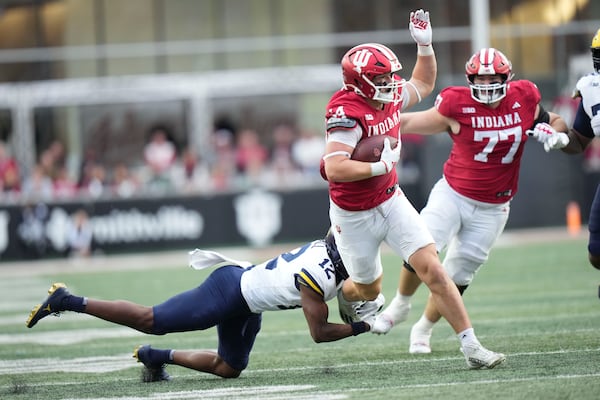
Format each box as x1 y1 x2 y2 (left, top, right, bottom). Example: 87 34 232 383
566 201 581 236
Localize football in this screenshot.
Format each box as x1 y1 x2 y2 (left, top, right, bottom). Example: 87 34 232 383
351 135 399 162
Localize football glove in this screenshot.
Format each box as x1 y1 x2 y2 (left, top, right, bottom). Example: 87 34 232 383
591 114 600 136
409 9 432 46
371 137 401 176
526 122 569 152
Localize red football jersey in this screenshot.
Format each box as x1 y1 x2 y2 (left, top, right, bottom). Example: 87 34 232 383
436 80 541 203
325 89 403 211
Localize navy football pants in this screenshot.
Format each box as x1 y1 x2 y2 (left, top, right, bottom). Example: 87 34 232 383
152 265 262 371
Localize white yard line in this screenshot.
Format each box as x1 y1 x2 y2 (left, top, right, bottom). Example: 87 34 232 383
1 350 599 400
1 340 598 375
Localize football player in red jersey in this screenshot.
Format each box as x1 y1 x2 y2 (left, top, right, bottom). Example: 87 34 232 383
322 10 506 369
372 48 568 354
530 28 600 271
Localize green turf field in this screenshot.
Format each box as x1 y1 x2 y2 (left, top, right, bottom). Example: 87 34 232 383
1 235 599 399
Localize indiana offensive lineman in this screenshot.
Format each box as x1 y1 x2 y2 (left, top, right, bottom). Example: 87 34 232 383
372 48 568 354
26 233 384 381
322 10 505 368
529 27 600 270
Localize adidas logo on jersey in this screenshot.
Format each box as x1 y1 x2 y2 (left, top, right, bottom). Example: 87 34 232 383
512 101 521 109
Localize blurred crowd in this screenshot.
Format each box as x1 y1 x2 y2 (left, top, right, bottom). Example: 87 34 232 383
0 123 328 204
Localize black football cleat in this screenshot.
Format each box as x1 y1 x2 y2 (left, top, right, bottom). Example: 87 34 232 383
26 282 70 328
133 345 172 382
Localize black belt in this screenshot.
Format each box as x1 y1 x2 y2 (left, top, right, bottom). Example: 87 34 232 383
324 231 349 284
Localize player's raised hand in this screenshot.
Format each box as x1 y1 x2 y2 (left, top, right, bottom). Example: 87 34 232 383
526 122 569 152
409 9 432 46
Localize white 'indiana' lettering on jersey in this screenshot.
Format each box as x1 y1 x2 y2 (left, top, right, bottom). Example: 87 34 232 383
367 109 402 136
470 112 523 129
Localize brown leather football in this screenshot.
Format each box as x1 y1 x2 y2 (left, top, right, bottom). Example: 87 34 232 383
351 135 399 162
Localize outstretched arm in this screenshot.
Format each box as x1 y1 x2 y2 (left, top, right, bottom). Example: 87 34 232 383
527 109 571 153
400 106 456 135
300 285 368 342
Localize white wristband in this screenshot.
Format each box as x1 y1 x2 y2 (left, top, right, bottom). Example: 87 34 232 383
417 44 434 56
370 161 387 176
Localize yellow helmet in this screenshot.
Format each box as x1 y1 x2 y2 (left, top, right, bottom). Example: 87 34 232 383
593 28 600 49
592 28 600 72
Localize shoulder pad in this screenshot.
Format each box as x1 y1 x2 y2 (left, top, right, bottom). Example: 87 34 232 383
576 73 598 91
326 116 358 131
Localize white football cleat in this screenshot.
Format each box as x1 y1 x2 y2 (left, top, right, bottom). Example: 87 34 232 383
409 323 432 354
371 313 394 335
460 342 506 369
371 296 411 335
383 298 411 323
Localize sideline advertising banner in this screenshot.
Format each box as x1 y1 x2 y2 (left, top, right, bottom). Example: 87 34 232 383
0 188 330 262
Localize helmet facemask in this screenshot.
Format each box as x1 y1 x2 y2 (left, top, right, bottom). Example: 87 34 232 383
361 73 406 104
467 75 509 104
590 29 600 73
591 28 600 73
592 48 600 73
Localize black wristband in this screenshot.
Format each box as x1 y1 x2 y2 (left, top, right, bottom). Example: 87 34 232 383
351 321 368 336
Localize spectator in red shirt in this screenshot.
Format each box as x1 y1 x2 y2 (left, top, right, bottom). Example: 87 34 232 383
0 141 21 196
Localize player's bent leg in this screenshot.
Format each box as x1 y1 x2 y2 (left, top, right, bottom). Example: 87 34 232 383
133 346 243 380
173 350 241 378
408 245 471 334
341 277 382 302
399 261 423 295
350 279 382 301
